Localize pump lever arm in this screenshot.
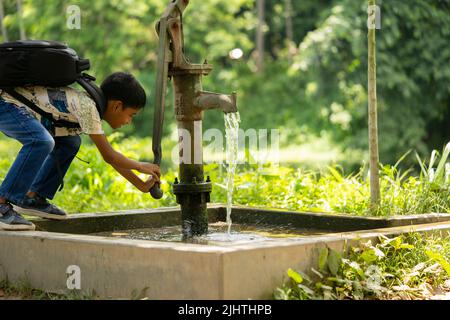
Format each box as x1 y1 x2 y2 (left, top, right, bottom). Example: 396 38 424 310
150 0 190 199
149 1 182 199
149 23 169 199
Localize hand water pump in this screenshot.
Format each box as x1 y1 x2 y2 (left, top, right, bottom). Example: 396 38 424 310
149 0 238 238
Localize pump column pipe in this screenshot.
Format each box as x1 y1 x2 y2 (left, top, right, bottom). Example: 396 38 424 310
168 19 213 238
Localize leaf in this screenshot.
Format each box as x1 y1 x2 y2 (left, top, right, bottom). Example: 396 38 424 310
426 251 450 276
415 151 428 179
416 152 428 180
352 284 364 300
429 150 438 172
349 261 365 278
322 287 336 300
360 249 377 263
287 268 303 284
328 166 343 182
297 284 315 296
320 284 334 291
274 288 290 301
298 269 312 283
434 142 450 184
372 247 386 258
387 236 413 250
131 287 149 300
392 285 415 292
311 267 324 279
214 183 228 190
393 150 412 170
327 249 342 276
318 248 329 272
412 262 426 273
423 263 441 273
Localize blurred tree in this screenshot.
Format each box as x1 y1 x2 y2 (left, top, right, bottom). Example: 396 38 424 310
263 0 333 59
291 0 450 165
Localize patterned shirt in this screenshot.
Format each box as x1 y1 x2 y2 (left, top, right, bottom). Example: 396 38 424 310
0 86 104 137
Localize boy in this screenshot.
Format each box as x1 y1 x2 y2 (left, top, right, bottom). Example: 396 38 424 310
0 72 161 231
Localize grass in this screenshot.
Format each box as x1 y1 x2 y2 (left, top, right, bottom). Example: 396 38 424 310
0 278 98 300
275 232 450 300
0 136 450 216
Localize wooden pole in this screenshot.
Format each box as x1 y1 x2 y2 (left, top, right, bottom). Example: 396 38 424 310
16 0 26 40
256 0 265 73
368 0 380 210
284 0 294 62
0 0 8 41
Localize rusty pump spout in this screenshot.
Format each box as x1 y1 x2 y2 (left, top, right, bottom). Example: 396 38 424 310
150 0 238 239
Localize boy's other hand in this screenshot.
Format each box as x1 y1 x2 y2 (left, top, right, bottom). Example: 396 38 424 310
138 163 161 177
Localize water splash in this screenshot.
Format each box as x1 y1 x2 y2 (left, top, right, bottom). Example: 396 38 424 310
224 112 241 234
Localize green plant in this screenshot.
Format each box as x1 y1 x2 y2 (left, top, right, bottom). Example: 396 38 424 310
0 278 98 300
275 232 450 300
416 142 450 189
1 136 450 216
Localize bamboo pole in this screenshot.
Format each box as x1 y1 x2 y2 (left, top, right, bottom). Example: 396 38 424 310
368 0 380 210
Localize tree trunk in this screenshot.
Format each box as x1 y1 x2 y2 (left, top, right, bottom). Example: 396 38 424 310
16 0 26 40
0 0 8 41
368 0 380 210
256 0 265 73
284 0 295 62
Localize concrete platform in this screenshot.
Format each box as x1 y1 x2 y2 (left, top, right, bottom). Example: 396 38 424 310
0 205 449 299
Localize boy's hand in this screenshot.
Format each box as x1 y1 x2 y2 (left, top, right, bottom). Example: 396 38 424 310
138 163 161 177
141 176 160 193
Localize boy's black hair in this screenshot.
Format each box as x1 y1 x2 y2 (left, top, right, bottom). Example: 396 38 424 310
101 72 146 109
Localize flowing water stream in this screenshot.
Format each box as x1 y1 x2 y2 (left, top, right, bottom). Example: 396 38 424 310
224 112 241 235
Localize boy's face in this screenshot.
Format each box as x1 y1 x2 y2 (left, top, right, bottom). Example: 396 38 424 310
104 101 141 129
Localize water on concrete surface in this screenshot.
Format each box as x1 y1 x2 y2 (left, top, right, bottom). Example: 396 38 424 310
91 221 328 246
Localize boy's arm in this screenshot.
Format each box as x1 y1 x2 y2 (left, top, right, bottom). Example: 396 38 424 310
89 133 161 178
110 164 159 192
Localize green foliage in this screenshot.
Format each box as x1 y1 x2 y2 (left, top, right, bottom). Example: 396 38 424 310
2 0 448 166
291 0 450 164
275 233 450 300
1 135 450 215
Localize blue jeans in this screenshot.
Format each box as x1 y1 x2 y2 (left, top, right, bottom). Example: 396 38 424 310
0 98 81 204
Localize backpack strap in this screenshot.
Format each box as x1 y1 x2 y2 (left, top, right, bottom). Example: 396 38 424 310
1 87 81 129
76 74 106 119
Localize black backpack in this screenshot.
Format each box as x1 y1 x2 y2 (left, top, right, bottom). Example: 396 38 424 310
0 40 106 129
